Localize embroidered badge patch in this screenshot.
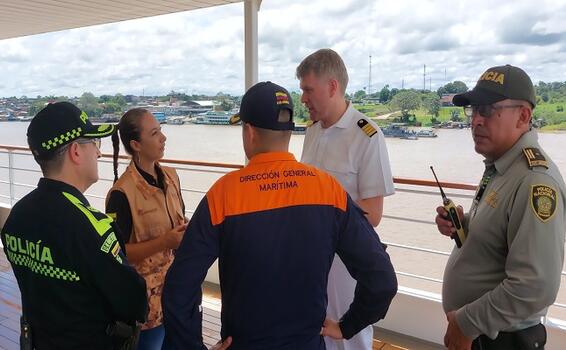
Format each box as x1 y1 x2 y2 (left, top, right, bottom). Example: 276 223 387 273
101 232 118 254
531 185 557 222
229 114 241 125
275 91 290 105
485 191 498 208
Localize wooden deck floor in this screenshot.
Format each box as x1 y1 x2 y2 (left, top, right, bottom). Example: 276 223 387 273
0 251 409 350
0 251 21 350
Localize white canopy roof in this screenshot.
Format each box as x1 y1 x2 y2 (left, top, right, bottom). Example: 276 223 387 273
0 0 259 89
0 0 243 40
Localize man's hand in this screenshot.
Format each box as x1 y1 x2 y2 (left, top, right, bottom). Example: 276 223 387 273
320 318 343 340
357 196 384 227
435 206 464 237
444 311 472 350
210 336 232 350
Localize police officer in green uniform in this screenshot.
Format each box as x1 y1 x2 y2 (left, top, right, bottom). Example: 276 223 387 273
436 65 566 350
0 102 148 349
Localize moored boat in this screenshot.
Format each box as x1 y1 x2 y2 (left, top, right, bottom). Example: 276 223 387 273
415 128 438 138
382 124 418 139
192 111 233 125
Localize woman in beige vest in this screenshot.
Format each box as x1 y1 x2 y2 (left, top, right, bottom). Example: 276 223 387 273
106 108 187 350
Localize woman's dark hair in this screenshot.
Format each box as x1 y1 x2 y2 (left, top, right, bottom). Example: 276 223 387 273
112 108 148 183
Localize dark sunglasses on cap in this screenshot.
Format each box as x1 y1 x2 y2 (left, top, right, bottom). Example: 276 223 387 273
463 104 523 118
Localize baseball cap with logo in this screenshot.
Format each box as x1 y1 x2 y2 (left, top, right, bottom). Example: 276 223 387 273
27 101 115 160
452 64 536 107
230 81 294 130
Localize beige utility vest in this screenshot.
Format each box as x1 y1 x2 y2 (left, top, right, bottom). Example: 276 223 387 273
109 162 185 329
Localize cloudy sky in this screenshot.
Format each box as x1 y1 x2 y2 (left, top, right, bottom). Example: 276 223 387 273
1 0 566 98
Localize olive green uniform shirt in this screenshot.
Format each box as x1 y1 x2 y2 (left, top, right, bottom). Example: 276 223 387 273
442 130 566 339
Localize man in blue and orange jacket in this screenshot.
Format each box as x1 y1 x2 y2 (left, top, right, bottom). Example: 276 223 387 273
162 81 397 350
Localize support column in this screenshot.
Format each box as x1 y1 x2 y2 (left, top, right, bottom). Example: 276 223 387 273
244 0 261 91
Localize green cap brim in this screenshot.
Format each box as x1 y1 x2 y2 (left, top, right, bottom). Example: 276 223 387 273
83 123 115 138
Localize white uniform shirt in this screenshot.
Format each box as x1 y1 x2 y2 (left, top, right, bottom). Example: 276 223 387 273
301 102 395 201
301 102 394 350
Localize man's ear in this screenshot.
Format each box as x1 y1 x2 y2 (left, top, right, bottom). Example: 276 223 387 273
248 124 258 145
517 105 532 128
67 142 82 165
328 78 339 98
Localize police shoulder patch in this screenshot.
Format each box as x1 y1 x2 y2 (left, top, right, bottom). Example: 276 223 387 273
530 184 557 222
523 147 548 169
100 231 118 254
357 119 377 137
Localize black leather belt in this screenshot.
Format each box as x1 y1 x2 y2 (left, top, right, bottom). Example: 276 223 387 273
472 323 546 350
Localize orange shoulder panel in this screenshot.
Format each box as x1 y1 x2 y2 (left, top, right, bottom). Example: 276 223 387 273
206 162 347 226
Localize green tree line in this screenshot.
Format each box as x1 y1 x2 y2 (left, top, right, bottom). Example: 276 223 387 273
378 80 566 128
24 80 566 129
27 91 240 118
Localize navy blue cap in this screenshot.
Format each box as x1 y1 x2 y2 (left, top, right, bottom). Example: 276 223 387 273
230 81 294 130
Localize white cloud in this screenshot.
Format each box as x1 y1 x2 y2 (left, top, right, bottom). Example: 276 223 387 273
0 0 566 97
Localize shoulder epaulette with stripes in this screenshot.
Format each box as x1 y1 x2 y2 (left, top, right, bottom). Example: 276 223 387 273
357 119 377 137
523 147 548 169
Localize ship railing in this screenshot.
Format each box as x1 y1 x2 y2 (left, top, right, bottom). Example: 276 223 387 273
1 143 565 300
2 143 566 346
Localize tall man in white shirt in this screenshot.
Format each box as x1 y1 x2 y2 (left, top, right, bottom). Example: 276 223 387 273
297 49 395 350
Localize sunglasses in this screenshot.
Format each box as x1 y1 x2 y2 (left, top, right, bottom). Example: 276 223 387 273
76 138 101 149
463 104 523 118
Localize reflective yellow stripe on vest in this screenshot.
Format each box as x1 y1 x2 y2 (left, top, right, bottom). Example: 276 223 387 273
62 192 113 236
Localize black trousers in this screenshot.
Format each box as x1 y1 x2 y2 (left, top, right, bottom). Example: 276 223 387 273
472 324 546 350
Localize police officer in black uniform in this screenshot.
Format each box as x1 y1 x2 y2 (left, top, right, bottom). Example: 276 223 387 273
0 102 148 349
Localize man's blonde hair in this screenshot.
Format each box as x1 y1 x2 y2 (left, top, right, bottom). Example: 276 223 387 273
296 49 349 95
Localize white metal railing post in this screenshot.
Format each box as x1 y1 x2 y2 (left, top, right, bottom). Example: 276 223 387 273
8 150 15 206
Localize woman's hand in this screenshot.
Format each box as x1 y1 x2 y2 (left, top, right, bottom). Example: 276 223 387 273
161 222 188 249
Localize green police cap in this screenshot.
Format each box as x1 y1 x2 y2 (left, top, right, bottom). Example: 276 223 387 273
453 64 536 107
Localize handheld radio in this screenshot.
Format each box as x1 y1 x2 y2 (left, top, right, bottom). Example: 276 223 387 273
430 166 466 248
